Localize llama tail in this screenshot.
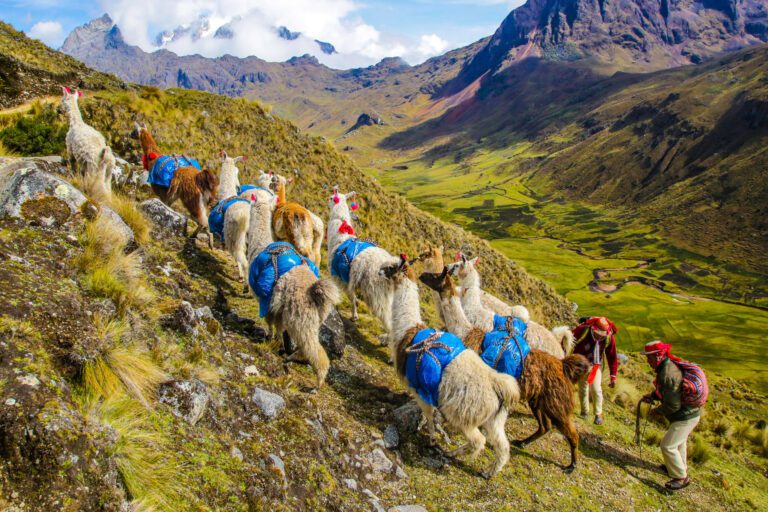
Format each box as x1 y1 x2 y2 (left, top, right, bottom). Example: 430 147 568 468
552 326 575 356
291 327 331 388
291 213 315 261
491 371 520 410
308 278 340 321
561 354 590 384
511 305 530 323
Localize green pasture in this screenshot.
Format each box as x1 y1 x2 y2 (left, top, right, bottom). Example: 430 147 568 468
372 150 768 393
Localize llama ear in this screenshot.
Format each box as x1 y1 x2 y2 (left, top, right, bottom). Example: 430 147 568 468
62 86 71 96
440 266 449 279
332 185 339 194
471 257 479 266
142 122 148 130
250 194 257 202
76 90 83 98
347 191 357 199
235 156 245 162
220 150 227 160
134 121 142 131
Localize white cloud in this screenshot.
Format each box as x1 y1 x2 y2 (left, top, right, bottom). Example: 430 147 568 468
98 0 458 67
28 20 63 47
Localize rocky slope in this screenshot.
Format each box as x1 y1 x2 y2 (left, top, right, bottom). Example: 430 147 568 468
2 22 768 512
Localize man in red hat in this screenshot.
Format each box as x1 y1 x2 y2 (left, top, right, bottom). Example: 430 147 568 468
572 316 619 425
640 340 702 491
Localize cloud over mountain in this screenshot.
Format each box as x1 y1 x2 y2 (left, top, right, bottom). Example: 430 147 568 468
99 0 452 66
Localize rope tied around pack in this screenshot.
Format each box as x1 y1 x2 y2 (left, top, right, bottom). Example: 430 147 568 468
406 331 452 373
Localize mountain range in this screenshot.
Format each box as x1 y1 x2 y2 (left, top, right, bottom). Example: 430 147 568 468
57 0 768 271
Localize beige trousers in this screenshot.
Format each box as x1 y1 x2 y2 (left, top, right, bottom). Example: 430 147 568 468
661 416 700 479
578 364 603 416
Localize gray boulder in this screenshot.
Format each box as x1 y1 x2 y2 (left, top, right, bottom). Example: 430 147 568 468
139 198 187 235
252 387 286 420
392 401 422 434
0 158 134 244
319 308 346 359
383 424 399 449
158 379 209 425
367 448 393 473
389 507 427 512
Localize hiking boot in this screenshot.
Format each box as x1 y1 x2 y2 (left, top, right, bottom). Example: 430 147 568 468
594 415 604 425
665 477 690 490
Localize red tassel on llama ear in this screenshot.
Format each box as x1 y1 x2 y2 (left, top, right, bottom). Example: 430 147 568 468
275 196 280 204
77 90 83 97
63 86 72 95
350 202 359 211
250 194 256 202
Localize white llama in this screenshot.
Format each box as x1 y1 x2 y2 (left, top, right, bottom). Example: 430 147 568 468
327 187 399 338
61 87 115 197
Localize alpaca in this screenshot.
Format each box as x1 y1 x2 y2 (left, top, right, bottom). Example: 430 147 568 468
61 87 115 197
452 254 574 358
419 244 530 326
381 255 520 478
270 178 322 264
131 122 219 247
247 197 338 387
327 188 398 336
419 267 590 471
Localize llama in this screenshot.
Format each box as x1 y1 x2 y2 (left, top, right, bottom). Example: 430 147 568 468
452 254 574 358
131 122 218 247
237 169 276 203
61 87 115 197
209 153 252 289
270 178 322 265
419 244 530 326
261 171 324 265
381 255 520 478
327 188 399 337
419 267 590 472
246 195 339 388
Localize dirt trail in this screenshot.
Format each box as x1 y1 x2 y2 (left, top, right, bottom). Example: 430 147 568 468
0 96 58 115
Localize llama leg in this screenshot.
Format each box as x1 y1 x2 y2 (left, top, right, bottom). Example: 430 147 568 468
285 349 309 364
446 425 486 459
554 417 580 473
349 288 359 322
514 404 550 448
288 324 329 389
481 408 510 479
414 399 437 445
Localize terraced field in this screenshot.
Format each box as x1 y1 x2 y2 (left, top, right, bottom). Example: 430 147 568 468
369 148 768 393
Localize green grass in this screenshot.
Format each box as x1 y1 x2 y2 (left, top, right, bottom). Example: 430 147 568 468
370 149 768 393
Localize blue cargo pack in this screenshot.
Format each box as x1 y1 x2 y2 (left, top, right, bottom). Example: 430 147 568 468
148 155 201 188
248 242 320 317
208 196 250 241
405 329 465 407
480 325 530 379
330 237 377 284
493 314 527 334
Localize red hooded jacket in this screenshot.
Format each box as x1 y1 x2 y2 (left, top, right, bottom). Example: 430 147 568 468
572 318 619 381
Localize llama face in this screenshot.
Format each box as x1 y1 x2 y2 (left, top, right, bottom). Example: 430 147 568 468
60 87 77 116
454 254 478 280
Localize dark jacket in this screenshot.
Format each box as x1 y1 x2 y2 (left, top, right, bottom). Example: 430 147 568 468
572 324 619 381
654 358 701 422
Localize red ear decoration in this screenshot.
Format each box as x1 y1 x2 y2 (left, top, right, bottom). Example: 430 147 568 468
251 194 256 201
242 155 247 161
275 197 280 204
455 252 461 261
400 253 408 262
350 202 359 211
64 86 72 94
333 195 340 204
77 90 83 97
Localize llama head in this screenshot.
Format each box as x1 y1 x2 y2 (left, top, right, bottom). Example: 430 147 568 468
418 243 445 272
60 86 78 115
380 254 417 283
220 152 244 178
328 186 357 219
418 266 456 298
453 252 480 283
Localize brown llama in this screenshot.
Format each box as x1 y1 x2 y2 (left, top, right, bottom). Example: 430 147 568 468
419 267 590 472
130 122 218 247
270 178 319 264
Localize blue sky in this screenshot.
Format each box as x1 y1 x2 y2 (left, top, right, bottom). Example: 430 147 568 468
2 0 524 67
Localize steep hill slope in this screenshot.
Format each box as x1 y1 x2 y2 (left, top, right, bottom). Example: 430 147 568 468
2 19 768 512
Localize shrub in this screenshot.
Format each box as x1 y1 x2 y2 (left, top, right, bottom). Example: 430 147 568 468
0 104 66 156
689 435 713 465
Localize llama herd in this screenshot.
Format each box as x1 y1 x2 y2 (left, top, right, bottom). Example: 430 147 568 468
62 88 593 478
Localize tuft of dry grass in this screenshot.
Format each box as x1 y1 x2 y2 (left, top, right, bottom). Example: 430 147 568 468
80 392 188 511
609 380 642 411
83 343 166 407
76 213 154 312
689 435 713 465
